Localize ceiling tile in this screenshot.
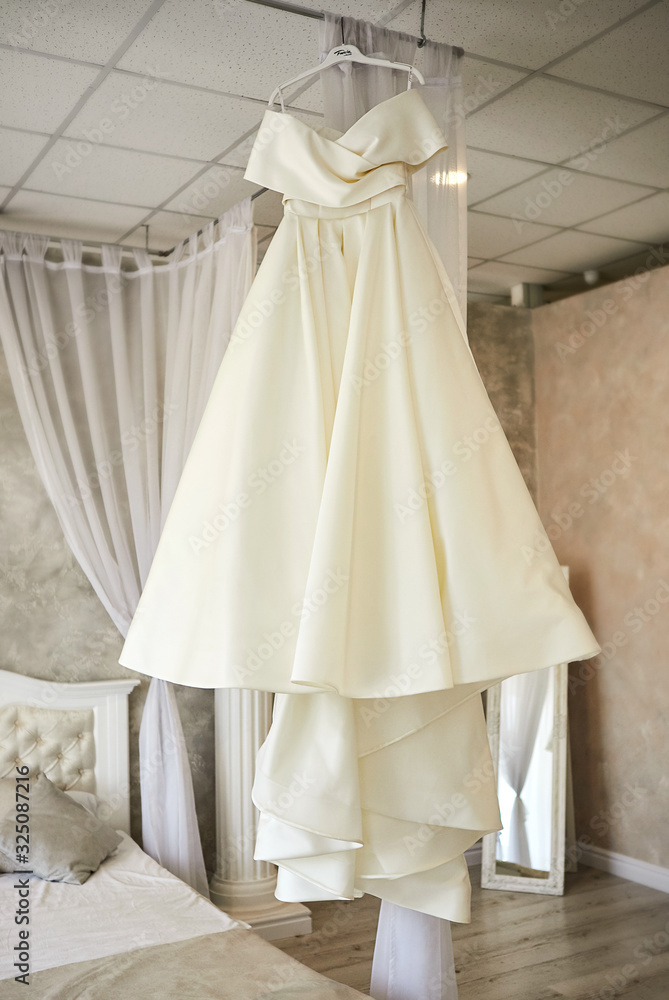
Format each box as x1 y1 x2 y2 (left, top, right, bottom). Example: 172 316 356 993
550 2 669 105
388 0 650 70
163 165 259 219
468 211 560 258
0 128 50 186
466 75 658 163
563 113 669 188
467 260 571 294
117 0 320 105
468 256 485 267
65 71 266 161
23 140 207 207
0 49 100 132
123 209 214 252
0 0 154 63
476 168 653 228
0 190 148 242
466 148 546 205
500 229 646 271
577 192 669 244
458 58 529 115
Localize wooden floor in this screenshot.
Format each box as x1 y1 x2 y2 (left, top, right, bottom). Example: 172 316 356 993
273 866 669 998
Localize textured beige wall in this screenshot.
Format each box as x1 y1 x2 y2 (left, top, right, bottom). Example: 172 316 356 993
467 302 537 499
0 346 217 871
533 264 669 869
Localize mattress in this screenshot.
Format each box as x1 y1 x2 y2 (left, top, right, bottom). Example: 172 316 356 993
0 833 365 998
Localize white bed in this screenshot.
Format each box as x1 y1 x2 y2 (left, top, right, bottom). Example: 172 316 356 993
0 669 365 998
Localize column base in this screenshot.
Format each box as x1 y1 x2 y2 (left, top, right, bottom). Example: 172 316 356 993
209 873 312 941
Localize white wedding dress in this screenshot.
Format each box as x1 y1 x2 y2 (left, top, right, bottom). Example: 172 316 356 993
119 88 599 921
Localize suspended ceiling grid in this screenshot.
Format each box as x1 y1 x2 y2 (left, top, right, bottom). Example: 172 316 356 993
0 0 667 302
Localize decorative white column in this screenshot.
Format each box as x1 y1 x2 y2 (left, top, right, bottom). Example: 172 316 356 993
209 689 312 940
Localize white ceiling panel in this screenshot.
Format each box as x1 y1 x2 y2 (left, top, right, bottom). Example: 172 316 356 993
468 211 560 259
0 189 148 242
577 192 669 244
500 229 646 271
0 0 664 298
0 128 50 186
388 0 650 69
465 75 658 164
550 1 669 106
24 140 207 207
457 58 529 115
563 113 669 188
64 71 266 161
466 148 546 205
123 209 214 251
0 0 155 63
163 165 259 220
117 0 320 105
467 259 571 293
0 49 100 132
476 168 654 228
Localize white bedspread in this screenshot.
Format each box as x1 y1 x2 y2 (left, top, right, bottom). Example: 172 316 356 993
0 833 241 980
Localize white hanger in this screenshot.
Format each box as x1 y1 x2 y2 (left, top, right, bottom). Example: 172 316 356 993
268 43 425 111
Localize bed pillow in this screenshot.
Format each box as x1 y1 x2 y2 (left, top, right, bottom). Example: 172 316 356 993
65 788 111 820
0 773 121 884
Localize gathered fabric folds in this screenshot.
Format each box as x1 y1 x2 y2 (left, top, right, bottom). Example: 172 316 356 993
119 88 600 920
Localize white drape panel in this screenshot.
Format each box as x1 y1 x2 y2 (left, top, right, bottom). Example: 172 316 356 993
0 201 256 895
139 676 211 896
498 667 552 870
318 13 467 324
318 16 465 1000
371 902 458 1000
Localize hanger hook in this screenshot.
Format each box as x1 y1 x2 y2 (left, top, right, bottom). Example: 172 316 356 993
340 16 345 45
417 0 427 48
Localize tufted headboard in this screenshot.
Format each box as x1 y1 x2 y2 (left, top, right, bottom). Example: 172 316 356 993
0 670 140 833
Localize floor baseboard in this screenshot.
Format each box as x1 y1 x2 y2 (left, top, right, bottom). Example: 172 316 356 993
579 843 669 894
466 838 669 894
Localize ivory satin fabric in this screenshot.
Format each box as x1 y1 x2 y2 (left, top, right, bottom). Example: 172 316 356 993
120 89 600 920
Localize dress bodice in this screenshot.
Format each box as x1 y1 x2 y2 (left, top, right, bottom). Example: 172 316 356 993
244 88 447 211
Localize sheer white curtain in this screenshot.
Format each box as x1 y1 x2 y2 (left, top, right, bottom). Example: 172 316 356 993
498 668 552 869
318 13 467 324
0 201 256 895
318 15 467 1000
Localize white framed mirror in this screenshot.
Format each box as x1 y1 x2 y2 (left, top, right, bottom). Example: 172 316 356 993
481 656 569 896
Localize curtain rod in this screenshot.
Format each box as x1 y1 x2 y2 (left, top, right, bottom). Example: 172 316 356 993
0 230 166 259
245 0 465 56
